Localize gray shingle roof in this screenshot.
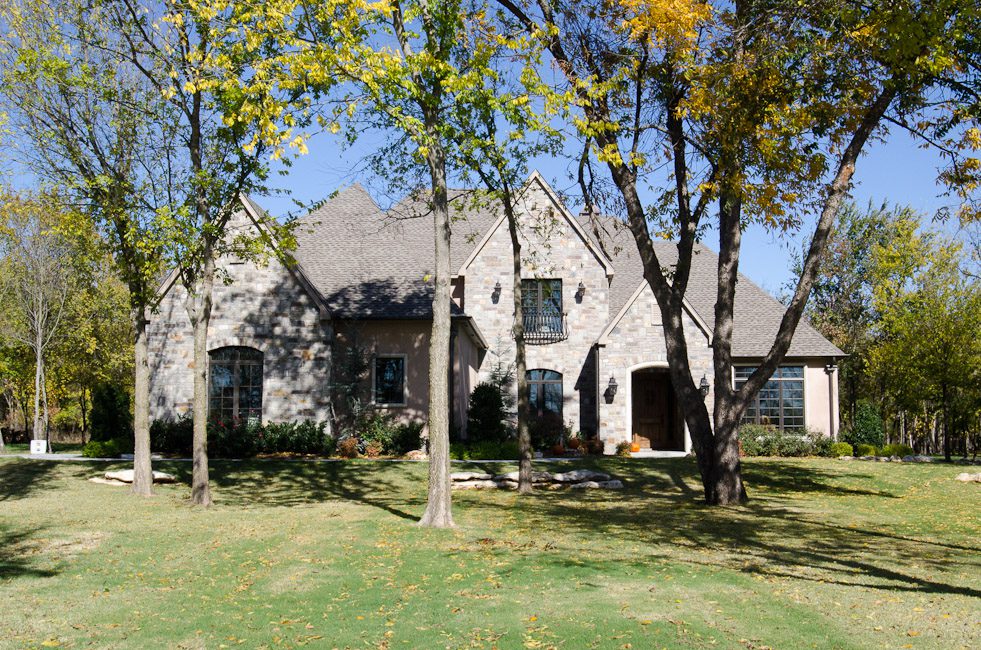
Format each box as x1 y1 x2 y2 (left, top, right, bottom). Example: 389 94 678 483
288 184 842 358
578 214 844 358
292 184 498 318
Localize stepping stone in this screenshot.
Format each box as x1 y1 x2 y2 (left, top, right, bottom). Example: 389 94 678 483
569 480 624 490
451 471 493 481
552 469 611 483
104 470 177 484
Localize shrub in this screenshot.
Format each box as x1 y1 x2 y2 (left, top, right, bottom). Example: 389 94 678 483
615 441 632 457
390 421 423 455
337 436 359 458
529 411 564 450
739 425 830 457
878 443 914 458
449 440 520 460
82 439 121 458
843 401 884 449
89 382 133 442
357 411 395 453
467 383 509 442
855 443 877 457
260 421 333 455
449 442 470 460
830 442 854 457
150 416 193 455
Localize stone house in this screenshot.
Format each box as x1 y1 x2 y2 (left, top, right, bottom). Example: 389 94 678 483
148 173 843 453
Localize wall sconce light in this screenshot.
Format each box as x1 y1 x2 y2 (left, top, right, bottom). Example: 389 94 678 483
492 281 502 304
824 363 837 375
577 281 586 297
604 376 618 403
699 374 711 398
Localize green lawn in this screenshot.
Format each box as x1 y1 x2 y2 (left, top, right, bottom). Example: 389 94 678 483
0 457 977 649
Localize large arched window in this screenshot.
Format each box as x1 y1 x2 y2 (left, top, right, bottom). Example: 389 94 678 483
209 346 263 423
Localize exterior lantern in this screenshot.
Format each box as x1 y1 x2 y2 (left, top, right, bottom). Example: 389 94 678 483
699 374 711 398
608 376 618 397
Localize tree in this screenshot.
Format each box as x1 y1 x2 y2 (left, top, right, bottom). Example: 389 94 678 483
3 0 303 502
0 193 72 452
497 0 980 504
870 241 981 461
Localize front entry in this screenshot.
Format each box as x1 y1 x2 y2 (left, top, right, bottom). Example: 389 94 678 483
631 368 684 450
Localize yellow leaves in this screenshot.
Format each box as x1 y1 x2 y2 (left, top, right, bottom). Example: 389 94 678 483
619 0 712 53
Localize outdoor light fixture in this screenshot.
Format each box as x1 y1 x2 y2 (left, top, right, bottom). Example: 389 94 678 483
607 376 618 398
577 281 586 299
824 363 837 375
699 374 711 398
492 281 502 304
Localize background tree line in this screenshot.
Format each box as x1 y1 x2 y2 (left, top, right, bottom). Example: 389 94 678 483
797 202 981 460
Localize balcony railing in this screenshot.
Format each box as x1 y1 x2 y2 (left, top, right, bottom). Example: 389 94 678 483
521 311 569 345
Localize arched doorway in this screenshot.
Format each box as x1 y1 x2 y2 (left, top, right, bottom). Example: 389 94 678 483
631 367 684 451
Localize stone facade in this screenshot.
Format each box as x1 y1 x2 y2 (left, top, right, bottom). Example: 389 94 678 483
147 219 333 425
462 177 612 436
597 286 715 452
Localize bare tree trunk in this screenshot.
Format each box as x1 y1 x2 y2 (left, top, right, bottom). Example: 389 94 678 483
186 252 215 507
506 204 533 494
131 306 153 496
418 135 455 529
32 326 43 443
942 383 951 462
79 387 88 441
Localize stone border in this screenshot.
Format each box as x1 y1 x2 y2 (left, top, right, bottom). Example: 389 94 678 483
837 455 981 465
451 469 624 490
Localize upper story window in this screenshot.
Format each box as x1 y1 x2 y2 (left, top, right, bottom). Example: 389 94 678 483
209 346 263 424
374 355 406 406
734 366 804 430
521 279 568 344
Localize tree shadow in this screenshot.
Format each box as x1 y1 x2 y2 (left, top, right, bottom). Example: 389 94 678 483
0 460 61 502
201 460 426 521
459 458 980 600
0 524 58 580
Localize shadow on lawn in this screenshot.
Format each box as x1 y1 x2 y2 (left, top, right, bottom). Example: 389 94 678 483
464 458 981 600
0 525 58 580
0 460 62 502
203 460 426 520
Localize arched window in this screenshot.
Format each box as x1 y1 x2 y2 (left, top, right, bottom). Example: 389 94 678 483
527 369 563 418
209 346 263 423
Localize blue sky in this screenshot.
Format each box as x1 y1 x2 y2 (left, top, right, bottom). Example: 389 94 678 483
259 128 954 298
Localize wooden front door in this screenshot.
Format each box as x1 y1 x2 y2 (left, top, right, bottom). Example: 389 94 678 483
632 370 676 449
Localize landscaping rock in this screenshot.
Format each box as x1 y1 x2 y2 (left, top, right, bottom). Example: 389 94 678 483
903 455 938 463
569 480 624 490
954 472 981 482
551 469 611 483
837 456 855 461
88 477 127 486
492 471 553 483
452 480 502 490
450 471 493 481
104 470 177 484
404 449 427 461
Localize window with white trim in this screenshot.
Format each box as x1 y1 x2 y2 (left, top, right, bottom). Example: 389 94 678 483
374 356 406 406
734 366 804 430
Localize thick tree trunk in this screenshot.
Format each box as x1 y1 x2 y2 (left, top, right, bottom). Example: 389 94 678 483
186 253 215 507
131 306 153 496
418 138 455 529
507 206 533 494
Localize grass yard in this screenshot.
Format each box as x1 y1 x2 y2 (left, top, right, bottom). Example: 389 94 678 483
0 456 978 649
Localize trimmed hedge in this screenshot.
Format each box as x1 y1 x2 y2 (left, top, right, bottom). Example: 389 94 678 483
855 443 877 457
150 417 333 457
829 442 854 457
739 425 834 457
450 440 520 460
878 443 914 457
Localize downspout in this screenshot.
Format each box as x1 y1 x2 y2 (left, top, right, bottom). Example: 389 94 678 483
449 323 458 439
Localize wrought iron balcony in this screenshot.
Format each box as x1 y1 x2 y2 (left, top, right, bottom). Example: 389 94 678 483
522 311 569 345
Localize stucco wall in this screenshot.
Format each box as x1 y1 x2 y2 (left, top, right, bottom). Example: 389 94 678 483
147 252 333 425
334 319 481 433
598 286 715 451
803 361 839 437
462 179 611 435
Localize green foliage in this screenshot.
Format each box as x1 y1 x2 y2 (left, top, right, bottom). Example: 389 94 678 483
449 440 520 461
878 443 914 458
466 383 510 443
830 442 854 457
843 401 885 449
855 443 877 457
615 441 632 457
81 438 124 458
739 425 832 457
89 382 132 442
149 417 334 457
390 422 424 456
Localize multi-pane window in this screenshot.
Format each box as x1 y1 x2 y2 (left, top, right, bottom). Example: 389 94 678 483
734 366 805 430
521 279 562 333
209 347 263 424
527 369 563 418
374 356 406 406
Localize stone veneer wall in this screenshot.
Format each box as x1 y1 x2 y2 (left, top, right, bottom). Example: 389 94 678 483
147 256 333 425
463 179 611 435
598 287 715 452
